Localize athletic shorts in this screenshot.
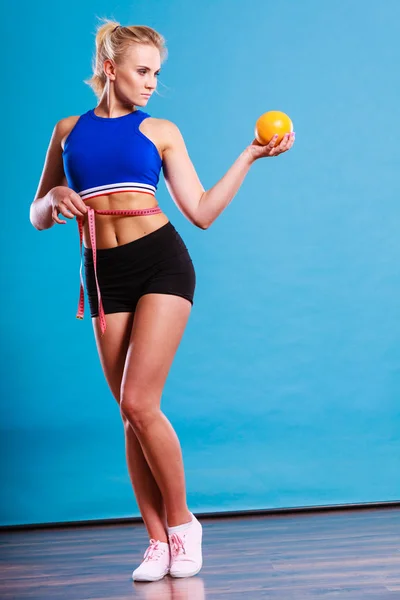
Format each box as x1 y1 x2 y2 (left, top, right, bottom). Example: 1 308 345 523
83 221 196 317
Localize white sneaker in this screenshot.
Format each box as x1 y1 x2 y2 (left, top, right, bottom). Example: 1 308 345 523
131 539 170 582
168 513 203 578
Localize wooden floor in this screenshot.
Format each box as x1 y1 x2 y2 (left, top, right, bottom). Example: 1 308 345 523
1 507 399 599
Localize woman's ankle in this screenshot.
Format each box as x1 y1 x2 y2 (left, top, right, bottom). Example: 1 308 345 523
167 509 192 528
143 513 168 543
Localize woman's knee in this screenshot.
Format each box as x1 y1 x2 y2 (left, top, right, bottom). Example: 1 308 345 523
120 391 161 431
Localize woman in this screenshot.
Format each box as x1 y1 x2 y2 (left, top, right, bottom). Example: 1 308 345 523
29 20 295 583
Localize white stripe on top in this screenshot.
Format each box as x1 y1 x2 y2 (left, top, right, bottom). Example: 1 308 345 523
79 182 157 200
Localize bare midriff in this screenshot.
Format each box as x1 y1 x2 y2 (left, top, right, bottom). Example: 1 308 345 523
81 190 170 249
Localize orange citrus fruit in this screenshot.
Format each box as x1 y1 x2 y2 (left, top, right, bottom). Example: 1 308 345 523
255 111 293 146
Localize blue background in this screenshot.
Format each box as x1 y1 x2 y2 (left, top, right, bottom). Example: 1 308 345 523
2 0 399 526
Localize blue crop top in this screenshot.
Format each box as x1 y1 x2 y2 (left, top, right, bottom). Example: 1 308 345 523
62 108 162 201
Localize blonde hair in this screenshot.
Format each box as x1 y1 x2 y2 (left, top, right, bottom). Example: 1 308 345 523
84 18 168 99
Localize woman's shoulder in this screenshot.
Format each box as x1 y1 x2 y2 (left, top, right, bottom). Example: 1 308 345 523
148 116 180 132
57 115 81 150
57 114 81 132
143 116 183 152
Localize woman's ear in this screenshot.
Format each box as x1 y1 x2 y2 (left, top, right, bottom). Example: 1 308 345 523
103 59 117 80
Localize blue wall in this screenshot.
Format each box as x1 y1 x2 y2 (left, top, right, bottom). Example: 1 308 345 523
2 0 399 526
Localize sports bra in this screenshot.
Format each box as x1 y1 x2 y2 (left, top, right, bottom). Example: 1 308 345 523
62 108 162 199
61 107 164 335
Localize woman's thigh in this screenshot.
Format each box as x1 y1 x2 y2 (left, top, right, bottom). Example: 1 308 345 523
121 293 192 410
92 311 134 403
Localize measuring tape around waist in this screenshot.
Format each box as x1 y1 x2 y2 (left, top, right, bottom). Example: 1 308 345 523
76 206 163 336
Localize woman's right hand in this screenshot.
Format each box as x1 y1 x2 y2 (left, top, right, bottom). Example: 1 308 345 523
50 186 88 225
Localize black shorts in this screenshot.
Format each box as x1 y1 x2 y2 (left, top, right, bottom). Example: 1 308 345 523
83 221 196 318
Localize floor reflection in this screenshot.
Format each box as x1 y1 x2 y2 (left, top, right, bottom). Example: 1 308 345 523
133 575 205 599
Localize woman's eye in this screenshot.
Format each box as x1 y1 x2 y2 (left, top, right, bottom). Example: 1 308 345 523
138 70 160 77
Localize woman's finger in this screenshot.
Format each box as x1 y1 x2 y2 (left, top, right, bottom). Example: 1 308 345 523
279 133 291 151
59 204 76 219
69 194 88 216
266 134 279 151
53 204 74 222
269 147 281 157
64 199 86 217
277 132 294 155
52 206 66 225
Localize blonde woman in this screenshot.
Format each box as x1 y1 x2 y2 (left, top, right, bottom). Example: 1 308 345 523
30 20 295 582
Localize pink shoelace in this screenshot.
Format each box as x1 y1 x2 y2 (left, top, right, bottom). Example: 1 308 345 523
76 205 162 336
143 539 166 562
169 532 186 559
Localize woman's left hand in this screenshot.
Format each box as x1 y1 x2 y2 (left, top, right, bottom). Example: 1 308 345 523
246 132 296 162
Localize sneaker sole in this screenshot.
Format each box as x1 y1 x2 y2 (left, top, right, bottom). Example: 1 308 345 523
132 569 169 582
169 563 202 578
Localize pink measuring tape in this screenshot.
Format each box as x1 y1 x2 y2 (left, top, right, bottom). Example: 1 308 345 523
76 206 163 336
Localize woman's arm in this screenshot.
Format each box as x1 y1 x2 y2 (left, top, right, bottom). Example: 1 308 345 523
30 119 73 230
30 121 65 229
161 120 294 229
196 150 255 229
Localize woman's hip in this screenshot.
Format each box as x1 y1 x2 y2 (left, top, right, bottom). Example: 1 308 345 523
83 221 195 295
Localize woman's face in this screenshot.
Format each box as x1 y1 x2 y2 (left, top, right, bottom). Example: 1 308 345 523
107 43 161 108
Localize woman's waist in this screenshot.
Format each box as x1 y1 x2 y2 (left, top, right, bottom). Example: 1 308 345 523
82 210 170 250
82 220 190 264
